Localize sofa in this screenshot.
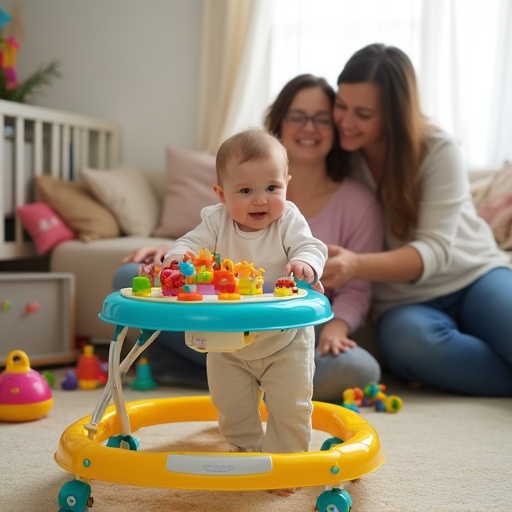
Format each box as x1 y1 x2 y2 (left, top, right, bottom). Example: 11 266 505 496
47 148 512 347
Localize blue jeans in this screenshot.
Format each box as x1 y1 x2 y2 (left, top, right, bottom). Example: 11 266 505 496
112 263 381 402
378 267 512 396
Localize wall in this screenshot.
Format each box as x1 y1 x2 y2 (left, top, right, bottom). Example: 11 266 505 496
0 0 203 170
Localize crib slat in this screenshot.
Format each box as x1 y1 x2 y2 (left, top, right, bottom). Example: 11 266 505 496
81 130 90 173
72 127 82 180
34 120 43 178
51 122 60 178
0 114 5 246
62 125 70 180
98 130 106 168
14 117 25 245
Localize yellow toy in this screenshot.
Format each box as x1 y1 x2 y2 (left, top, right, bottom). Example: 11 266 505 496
233 260 265 295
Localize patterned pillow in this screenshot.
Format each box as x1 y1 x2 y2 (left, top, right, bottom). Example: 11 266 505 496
477 161 512 250
16 202 76 254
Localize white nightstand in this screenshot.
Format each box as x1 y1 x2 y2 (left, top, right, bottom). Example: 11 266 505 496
0 272 76 367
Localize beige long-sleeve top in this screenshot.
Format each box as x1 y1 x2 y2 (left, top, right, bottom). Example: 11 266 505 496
167 200 327 359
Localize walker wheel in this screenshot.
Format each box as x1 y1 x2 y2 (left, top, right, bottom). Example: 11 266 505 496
315 488 352 512
58 479 93 511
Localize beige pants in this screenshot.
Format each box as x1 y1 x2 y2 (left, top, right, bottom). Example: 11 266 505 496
207 327 314 453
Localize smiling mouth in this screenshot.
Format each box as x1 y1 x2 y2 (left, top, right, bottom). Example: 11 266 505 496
249 212 267 219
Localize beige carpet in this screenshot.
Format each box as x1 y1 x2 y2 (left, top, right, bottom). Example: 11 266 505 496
1 367 511 512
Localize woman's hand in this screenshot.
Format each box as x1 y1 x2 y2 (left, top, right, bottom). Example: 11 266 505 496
316 318 356 356
321 245 359 290
121 245 169 265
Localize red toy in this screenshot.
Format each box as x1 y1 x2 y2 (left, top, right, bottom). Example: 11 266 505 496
274 276 298 296
160 261 186 297
76 345 103 390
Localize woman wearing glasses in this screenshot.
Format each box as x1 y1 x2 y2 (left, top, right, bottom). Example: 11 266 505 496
115 74 384 402
264 74 383 401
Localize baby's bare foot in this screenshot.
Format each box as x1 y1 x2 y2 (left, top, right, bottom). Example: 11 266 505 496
269 488 297 497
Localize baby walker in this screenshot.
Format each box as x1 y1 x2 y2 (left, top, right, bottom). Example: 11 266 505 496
55 255 385 512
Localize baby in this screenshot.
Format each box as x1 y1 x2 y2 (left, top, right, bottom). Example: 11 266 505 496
163 128 327 470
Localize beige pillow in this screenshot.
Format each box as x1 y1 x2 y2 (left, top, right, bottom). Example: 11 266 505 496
477 161 512 250
35 175 120 242
82 164 159 237
153 147 218 239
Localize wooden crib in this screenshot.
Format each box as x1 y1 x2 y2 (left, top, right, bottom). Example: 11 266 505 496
0 99 119 261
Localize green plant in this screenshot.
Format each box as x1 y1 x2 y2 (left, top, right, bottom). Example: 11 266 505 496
0 58 62 103
0 6 62 104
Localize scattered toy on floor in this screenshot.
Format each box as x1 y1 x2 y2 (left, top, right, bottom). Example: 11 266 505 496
61 370 78 390
42 370 55 388
0 350 53 422
130 357 158 391
76 344 103 390
341 382 403 413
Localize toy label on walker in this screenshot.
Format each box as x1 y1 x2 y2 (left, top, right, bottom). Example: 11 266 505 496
166 453 273 475
185 331 256 352
120 287 307 304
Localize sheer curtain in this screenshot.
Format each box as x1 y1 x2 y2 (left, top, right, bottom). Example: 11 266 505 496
197 0 253 152
202 0 511 168
197 0 272 153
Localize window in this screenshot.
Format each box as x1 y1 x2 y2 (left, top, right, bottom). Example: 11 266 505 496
268 0 511 168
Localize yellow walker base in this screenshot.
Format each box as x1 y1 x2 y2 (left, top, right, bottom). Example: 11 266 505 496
56 395 384 490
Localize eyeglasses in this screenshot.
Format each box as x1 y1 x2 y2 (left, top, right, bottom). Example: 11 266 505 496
284 110 333 129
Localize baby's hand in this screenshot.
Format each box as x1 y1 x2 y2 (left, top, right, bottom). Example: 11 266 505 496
161 253 184 269
285 260 324 293
286 260 315 283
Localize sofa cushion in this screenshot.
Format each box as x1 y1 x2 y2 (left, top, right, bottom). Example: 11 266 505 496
82 164 159 237
477 161 512 250
35 175 120 242
153 147 218 239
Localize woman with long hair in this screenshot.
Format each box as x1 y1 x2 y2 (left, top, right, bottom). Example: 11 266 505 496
327 43 512 395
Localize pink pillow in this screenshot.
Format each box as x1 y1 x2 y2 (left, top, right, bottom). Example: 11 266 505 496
153 147 218 239
16 202 76 254
477 161 512 250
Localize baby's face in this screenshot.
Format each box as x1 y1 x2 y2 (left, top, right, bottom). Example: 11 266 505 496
215 153 289 232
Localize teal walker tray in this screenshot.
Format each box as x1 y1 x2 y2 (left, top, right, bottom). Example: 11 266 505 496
99 286 334 332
